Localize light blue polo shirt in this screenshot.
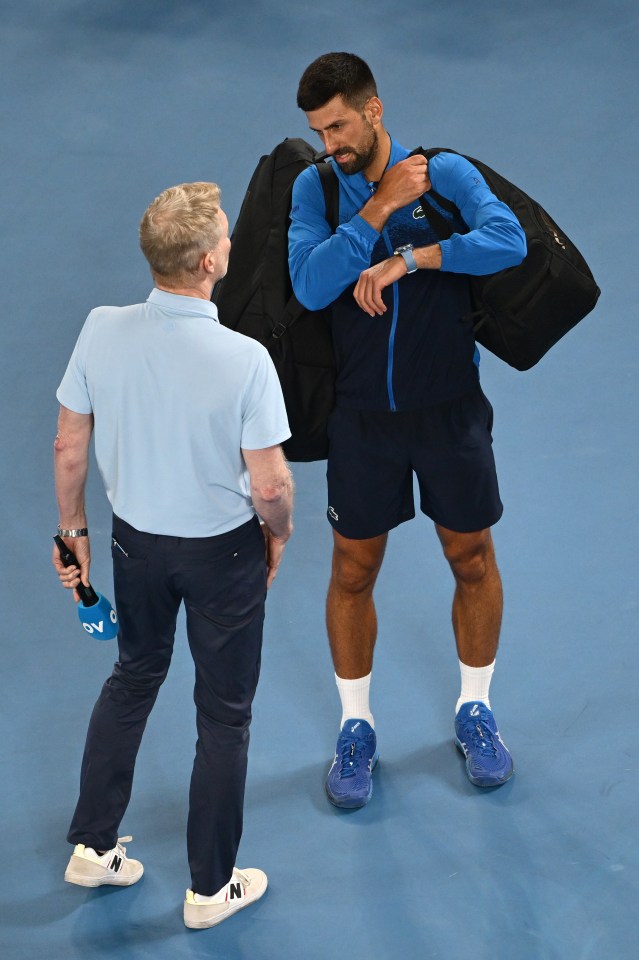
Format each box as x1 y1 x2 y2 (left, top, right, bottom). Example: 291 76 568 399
57 288 291 537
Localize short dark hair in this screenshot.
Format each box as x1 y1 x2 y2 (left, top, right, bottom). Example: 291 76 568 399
297 52 377 112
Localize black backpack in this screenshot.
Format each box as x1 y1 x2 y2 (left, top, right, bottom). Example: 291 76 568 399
216 140 600 462
213 138 338 462
414 147 601 370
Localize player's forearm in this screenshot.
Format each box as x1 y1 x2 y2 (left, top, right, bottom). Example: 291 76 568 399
289 218 377 310
413 244 443 270
358 192 397 233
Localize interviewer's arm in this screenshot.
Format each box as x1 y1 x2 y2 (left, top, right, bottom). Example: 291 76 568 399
53 405 94 597
242 445 294 588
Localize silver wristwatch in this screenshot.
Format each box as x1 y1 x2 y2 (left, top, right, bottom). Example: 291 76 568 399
394 243 418 274
57 525 89 537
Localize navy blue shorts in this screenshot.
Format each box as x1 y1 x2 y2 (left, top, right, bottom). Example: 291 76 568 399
326 386 503 539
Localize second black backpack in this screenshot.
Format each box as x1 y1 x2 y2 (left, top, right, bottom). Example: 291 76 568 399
415 147 601 371
213 138 338 462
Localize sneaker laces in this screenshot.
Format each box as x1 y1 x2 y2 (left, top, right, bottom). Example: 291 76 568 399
89 836 134 865
337 738 366 778
112 836 133 857
466 720 499 757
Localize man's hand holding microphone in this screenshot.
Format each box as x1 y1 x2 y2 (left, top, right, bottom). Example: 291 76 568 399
53 529 118 640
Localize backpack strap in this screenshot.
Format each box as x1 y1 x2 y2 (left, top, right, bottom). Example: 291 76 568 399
411 146 460 241
271 295 307 339
316 158 339 232
272 158 338 340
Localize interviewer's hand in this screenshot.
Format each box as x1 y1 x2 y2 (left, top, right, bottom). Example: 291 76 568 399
52 536 91 603
260 524 290 588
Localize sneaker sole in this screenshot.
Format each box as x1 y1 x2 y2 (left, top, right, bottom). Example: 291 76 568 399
325 753 379 809
64 859 144 887
184 878 268 929
455 738 514 788
64 869 144 887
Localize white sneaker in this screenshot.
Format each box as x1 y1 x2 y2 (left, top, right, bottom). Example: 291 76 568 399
183 867 268 929
64 836 144 887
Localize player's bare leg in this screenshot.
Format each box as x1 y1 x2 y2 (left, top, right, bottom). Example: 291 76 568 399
435 525 502 667
324 529 386 808
436 524 513 787
326 529 387 679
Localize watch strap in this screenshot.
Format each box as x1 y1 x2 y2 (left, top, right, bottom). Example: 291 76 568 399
395 245 418 273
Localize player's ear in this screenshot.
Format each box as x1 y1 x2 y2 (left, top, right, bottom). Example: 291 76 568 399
365 96 383 127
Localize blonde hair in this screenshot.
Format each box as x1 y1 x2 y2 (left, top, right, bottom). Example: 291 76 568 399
139 182 222 281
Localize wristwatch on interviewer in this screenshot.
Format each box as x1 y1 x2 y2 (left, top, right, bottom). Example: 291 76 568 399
393 243 418 274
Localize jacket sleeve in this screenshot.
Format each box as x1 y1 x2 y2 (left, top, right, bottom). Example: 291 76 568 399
429 153 527 275
288 166 380 310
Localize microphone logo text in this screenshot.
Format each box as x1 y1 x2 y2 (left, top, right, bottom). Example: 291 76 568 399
82 609 118 634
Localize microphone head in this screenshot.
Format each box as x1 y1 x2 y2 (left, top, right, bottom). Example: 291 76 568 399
77 592 118 640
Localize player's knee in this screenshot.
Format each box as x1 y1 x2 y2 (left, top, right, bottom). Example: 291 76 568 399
443 533 494 586
333 566 377 596
331 533 386 595
449 550 488 585
331 553 380 595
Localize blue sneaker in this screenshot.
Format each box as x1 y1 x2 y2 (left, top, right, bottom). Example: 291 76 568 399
454 701 513 787
325 719 379 808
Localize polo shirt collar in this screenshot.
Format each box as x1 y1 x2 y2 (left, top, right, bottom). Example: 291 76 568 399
147 287 219 322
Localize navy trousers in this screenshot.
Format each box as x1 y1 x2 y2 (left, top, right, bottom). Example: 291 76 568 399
67 514 267 896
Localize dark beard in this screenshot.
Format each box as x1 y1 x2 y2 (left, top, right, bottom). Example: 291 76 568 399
334 126 378 176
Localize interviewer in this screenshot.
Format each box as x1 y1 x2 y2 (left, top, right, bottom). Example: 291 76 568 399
52 181 293 929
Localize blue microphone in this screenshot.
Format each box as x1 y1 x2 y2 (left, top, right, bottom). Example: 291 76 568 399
54 535 118 640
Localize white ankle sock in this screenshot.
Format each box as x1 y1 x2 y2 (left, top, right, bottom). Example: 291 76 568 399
456 660 495 715
335 673 374 729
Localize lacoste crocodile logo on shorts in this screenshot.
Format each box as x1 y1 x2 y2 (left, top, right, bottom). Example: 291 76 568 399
328 506 339 521
412 204 425 219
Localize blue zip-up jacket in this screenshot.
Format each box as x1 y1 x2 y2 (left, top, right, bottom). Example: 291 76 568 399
289 137 526 411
